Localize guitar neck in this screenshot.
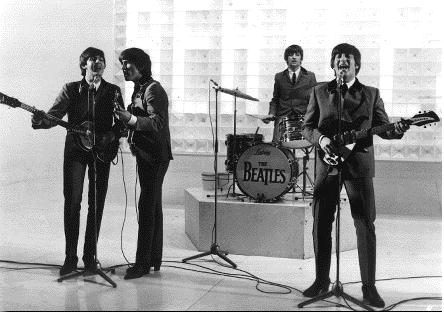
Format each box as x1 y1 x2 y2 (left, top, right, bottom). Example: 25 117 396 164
18 102 75 131
355 123 396 140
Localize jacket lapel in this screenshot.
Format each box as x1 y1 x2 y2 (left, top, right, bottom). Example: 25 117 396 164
344 79 369 122
95 79 109 104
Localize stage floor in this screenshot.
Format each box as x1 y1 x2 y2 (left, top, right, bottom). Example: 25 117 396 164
0 190 441 310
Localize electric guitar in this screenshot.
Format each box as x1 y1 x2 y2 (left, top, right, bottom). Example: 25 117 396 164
318 111 440 166
0 91 121 163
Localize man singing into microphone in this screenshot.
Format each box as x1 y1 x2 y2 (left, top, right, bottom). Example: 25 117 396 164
114 48 173 280
31 47 124 276
301 43 409 308
262 44 317 142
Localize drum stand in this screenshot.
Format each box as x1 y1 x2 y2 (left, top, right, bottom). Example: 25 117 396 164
294 146 315 200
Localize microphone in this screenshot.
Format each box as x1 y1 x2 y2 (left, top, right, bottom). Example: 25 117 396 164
210 79 219 88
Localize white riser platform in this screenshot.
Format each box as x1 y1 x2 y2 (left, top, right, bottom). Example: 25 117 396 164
185 187 357 259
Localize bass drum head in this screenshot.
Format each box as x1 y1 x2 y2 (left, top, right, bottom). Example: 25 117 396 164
235 143 298 202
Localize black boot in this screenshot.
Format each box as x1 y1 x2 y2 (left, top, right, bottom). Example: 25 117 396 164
362 285 385 308
150 260 161 271
59 257 78 276
124 265 150 280
302 279 330 297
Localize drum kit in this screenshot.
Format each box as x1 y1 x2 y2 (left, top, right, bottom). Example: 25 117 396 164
217 86 315 203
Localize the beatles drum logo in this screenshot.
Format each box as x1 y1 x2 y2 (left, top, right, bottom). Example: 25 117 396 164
235 143 297 201
242 161 286 185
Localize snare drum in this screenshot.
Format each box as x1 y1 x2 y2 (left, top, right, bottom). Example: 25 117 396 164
225 133 264 172
279 114 312 149
235 143 298 202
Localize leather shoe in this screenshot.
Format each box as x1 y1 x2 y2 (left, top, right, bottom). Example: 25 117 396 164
124 265 150 280
59 259 78 276
150 261 161 271
302 279 330 297
83 262 97 276
362 285 385 308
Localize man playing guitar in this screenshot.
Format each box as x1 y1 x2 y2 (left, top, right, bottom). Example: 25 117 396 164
31 47 125 276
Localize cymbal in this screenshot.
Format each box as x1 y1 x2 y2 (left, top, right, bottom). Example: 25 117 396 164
215 86 259 101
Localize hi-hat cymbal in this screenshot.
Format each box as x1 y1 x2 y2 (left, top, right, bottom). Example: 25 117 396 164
215 86 259 101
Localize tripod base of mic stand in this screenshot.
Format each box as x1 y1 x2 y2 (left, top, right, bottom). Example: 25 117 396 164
298 281 373 311
57 262 117 288
182 243 237 269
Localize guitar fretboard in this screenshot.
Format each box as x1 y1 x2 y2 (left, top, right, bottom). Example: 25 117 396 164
18 102 70 128
355 123 396 140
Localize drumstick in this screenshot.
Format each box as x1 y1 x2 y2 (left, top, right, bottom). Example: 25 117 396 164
246 113 263 119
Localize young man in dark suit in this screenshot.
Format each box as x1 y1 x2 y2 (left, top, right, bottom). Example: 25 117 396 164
114 48 173 280
31 47 124 276
301 43 409 308
262 44 317 142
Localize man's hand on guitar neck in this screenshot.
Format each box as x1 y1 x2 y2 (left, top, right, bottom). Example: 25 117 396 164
31 110 47 128
393 118 410 135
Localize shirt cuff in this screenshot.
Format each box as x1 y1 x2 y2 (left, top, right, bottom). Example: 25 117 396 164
318 135 326 146
127 114 138 126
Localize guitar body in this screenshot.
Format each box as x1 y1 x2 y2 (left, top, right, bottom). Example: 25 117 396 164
74 121 119 163
317 118 363 166
127 106 157 164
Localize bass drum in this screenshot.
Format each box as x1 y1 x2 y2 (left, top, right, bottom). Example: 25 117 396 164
235 143 298 202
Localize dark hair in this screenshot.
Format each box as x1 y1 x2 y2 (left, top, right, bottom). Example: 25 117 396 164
330 43 361 75
284 45 304 61
79 47 105 76
119 48 152 77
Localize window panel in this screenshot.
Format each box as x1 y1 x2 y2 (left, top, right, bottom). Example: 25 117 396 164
114 0 442 161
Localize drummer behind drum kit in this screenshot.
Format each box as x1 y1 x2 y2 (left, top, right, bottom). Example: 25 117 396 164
216 87 315 203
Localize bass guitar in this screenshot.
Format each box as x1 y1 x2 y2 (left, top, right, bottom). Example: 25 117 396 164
0 91 121 163
318 111 440 166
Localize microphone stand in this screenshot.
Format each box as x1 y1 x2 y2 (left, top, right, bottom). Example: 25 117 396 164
58 84 117 287
228 89 245 198
298 74 372 310
182 86 237 268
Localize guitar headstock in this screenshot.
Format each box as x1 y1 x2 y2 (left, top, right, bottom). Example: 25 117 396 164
409 111 440 127
0 91 21 108
113 90 122 111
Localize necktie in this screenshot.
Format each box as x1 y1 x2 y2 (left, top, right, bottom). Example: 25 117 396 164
340 83 348 95
291 72 296 85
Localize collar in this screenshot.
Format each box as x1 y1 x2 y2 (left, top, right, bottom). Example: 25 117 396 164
283 66 308 76
135 76 153 91
346 77 356 89
83 77 102 90
288 67 301 75
327 77 363 94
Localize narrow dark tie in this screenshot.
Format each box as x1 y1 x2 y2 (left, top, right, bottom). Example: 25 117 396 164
340 83 348 95
292 72 296 85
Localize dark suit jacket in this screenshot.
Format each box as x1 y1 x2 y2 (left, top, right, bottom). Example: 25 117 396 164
268 67 317 141
128 77 173 164
33 78 124 157
303 78 403 179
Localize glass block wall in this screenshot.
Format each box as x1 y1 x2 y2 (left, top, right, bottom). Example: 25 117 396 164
113 0 442 161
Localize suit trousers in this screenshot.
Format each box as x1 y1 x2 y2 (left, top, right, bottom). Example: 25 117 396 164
63 152 110 265
312 175 376 286
135 158 170 267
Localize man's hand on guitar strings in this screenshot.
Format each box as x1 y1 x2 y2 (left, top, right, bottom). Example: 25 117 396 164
319 135 338 157
114 106 132 123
